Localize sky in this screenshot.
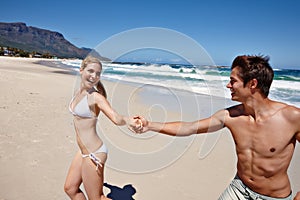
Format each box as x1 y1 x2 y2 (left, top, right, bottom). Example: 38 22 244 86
1 0 300 68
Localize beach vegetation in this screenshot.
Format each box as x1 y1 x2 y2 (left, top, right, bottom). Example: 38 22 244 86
0 46 55 58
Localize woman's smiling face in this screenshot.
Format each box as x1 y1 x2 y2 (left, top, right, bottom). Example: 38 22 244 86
80 62 102 89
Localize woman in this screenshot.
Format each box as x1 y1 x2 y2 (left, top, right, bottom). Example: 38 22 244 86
64 56 140 200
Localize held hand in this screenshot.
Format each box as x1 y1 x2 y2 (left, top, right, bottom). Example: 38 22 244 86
134 115 149 134
127 116 144 133
127 116 149 134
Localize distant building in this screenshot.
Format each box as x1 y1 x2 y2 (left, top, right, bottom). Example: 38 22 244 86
2 47 14 56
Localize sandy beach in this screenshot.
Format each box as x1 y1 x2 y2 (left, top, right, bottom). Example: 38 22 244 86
0 56 299 200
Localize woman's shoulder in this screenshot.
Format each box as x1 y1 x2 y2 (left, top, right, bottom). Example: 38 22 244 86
88 88 106 102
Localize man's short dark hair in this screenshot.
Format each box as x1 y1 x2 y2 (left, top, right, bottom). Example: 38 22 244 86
231 55 274 97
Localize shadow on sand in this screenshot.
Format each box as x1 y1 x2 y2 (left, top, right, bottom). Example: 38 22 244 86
104 183 136 200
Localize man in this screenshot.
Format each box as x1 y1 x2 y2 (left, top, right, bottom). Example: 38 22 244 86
135 55 300 199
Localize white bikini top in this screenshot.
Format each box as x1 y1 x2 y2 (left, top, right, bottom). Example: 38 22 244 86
69 94 95 118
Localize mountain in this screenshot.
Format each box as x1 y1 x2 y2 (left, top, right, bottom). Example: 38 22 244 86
0 22 108 60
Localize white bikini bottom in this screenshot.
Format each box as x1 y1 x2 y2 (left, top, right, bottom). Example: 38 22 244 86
82 144 108 171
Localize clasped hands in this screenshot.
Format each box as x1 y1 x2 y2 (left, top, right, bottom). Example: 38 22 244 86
128 116 147 134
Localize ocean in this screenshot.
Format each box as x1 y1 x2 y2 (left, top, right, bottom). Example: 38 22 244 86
62 60 300 108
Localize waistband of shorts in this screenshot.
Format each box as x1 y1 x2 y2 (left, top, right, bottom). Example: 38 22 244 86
234 174 292 200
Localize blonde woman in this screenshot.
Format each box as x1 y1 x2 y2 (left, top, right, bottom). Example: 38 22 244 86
64 56 141 200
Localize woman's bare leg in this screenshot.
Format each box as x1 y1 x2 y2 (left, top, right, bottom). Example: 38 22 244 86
81 153 111 200
64 151 86 200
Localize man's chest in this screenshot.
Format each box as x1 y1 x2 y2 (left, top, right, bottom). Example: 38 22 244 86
227 116 295 155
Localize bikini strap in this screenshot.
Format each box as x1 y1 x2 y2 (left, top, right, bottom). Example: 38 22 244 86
82 153 103 170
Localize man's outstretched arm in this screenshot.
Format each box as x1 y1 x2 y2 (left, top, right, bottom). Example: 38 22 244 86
137 109 227 136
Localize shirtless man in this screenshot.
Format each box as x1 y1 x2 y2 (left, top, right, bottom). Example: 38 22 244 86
135 55 300 199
